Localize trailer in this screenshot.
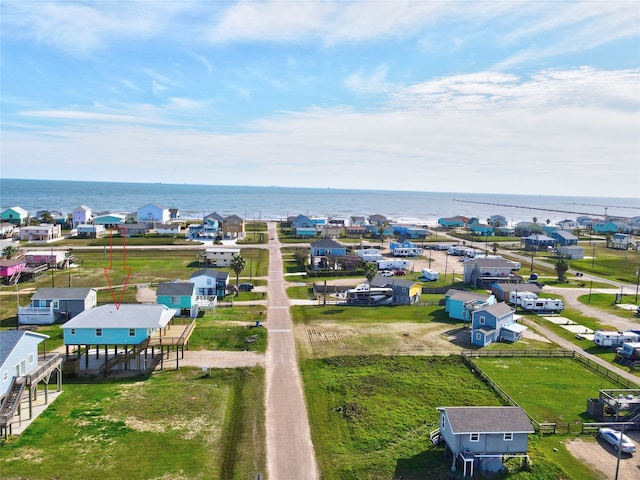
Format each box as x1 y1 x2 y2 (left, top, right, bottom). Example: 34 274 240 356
519 297 564 313
509 291 538 305
377 260 412 271
421 268 439 281
594 330 640 348
393 247 423 257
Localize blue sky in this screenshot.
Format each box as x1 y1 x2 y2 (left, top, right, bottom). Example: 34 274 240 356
1 1 639 197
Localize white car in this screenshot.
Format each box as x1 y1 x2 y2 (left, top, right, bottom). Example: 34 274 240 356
379 270 394 277
598 427 637 454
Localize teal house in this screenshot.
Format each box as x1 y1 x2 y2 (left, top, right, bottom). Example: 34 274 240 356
156 282 197 316
1 206 29 226
445 289 496 322
61 304 176 347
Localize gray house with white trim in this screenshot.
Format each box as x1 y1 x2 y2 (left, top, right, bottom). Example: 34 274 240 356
437 406 534 477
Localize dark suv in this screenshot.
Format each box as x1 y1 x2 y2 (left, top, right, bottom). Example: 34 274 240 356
239 283 254 292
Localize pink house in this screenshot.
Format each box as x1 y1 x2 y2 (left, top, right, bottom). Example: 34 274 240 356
0 259 27 283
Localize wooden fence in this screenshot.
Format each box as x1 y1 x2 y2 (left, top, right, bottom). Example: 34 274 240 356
461 349 639 435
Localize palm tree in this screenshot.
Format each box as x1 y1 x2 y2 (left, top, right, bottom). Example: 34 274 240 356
230 255 247 290
492 243 499 255
2 245 17 259
363 262 378 284
555 259 569 282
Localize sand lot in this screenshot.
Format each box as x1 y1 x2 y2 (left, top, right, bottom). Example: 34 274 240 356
566 430 640 480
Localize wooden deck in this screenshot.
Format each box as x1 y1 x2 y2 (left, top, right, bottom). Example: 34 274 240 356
148 319 197 347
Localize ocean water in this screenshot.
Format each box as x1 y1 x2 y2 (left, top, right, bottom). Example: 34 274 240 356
1 178 638 226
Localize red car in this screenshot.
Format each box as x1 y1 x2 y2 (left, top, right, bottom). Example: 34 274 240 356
394 270 406 276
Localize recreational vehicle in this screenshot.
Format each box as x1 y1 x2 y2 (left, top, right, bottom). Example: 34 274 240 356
345 283 394 306
393 247 423 257
421 268 439 281
509 291 539 305
594 330 640 348
377 260 412 271
518 298 564 313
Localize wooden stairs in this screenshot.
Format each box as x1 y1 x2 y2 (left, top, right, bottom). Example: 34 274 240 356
0 377 26 431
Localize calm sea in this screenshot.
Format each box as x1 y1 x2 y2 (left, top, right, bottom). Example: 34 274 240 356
1 178 638 226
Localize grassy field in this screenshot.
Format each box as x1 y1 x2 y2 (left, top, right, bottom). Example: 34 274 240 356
189 306 267 353
301 355 601 480
291 303 454 324
472 356 623 426
0 367 266 480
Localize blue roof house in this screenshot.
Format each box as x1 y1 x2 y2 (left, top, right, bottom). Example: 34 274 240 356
592 221 621 234
438 216 466 228
291 215 317 238
551 230 578 246
390 238 419 252
469 224 494 236
310 238 346 257
523 234 555 250
471 303 525 347
445 289 496 322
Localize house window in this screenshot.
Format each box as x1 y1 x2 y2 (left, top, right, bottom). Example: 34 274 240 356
479 316 485 325
207 278 212 285
470 433 480 442
52 300 59 309
2 371 7 382
70 328 76 335
171 296 180 304
129 328 136 337
441 415 446 430
475 333 482 340
29 353 34 365
504 433 513 441
96 328 103 337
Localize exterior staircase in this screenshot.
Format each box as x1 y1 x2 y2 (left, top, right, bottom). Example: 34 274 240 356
0 377 26 431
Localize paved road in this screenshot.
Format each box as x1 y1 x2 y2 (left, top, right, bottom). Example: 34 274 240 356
264 222 319 480
544 286 640 331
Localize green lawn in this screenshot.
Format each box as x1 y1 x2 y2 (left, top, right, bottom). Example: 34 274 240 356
302 355 601 480
0 367 266 480
290 303 455 324
472 357 623 426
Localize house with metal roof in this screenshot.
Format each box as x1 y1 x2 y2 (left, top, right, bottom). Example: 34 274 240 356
190 268 230 298
436 406 534 477
156 282 197 316
18 287 97 325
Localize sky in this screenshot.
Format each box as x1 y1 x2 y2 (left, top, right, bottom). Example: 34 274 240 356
1 1 639 198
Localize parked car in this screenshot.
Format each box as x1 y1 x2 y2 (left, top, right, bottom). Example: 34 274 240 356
379 270 394 277
239 283 254 292
598 427 637 453
394 270 406 276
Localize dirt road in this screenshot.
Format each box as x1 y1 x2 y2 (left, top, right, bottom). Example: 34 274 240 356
264 223 319 480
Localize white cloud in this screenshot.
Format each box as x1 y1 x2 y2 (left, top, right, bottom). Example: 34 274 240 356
344 65 391 95
4 67 638 197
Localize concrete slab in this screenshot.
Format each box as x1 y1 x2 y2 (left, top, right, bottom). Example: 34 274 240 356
561 324 594 334
543 316 577 325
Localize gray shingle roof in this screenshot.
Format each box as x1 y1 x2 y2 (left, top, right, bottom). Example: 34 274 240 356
156 282 195 296
475 302 514 317
190 269 229 280
31 288 94 300
439 406 534 434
